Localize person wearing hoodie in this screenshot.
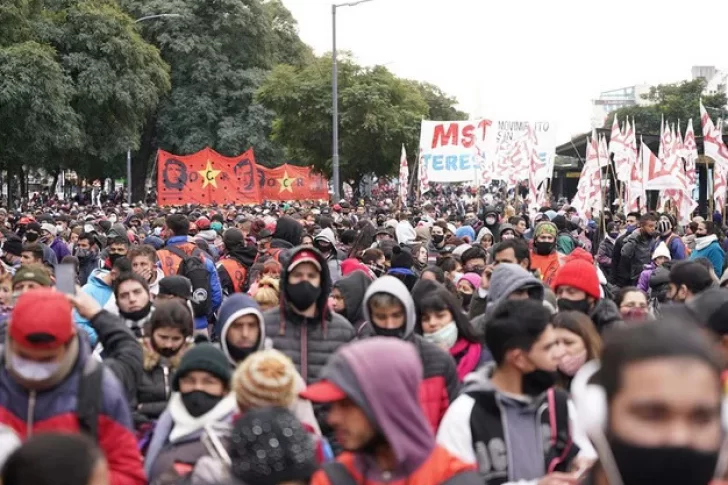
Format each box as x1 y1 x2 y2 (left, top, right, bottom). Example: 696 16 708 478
690 220 725 278
479 205 501 242
216 228 257 295
552 259 623 334
73 256 130 347
194 217 220 260
427 222 448 262
475 227 494 250
144 343 237 483
596 222 618 281
360 276 460 431
74 233 101 286
610 212 640 287
620 213 657 286
216 293 271 364
264 247 355 385
314 227 343 283
437 300 593 485
470 263 545 334
270 215 303 253
135 300 194 428
331 270 372 336
551 215 579 255
637 241 671 293
304 337 480 485
40 222 70 263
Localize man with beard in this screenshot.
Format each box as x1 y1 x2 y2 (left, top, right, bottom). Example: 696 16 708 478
113 273 154 338
162 159 187 191
304 338 480 485
427 222 448 263
665 260 713 304
216 293 269 366
438 300 594 485
619 213 657 287
217 228 257 295
572 320 724 485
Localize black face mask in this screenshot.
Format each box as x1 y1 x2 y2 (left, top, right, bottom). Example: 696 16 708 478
521 368 557 396
286 281 321 311
181 390 222 418
534 241 556 256
25 232 38 242
608 434 718 485
119 300 152 322
108 253 124 266
431 234 444 244
153 340 184 359
369 264 385 278
557 298 591 315
373 325 405 339
226 342 256 363
459 291 472 307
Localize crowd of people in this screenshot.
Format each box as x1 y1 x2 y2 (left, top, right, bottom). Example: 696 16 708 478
0 197 726 485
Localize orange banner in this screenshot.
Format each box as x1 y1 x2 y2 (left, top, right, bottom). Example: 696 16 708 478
157 148 328 205
257 164 330 201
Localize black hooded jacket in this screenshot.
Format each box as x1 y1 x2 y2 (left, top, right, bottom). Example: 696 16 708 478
271 215 303 250
217 229 257 294
263 246 356 384
333 270 371 329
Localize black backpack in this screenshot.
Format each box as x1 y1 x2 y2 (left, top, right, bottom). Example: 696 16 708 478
77 358 104 440
166 245 212 318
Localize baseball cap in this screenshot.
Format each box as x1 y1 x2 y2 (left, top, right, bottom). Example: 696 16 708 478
258 229 272 239
287 250 321 273
299 380 347 403
158 276 193 300
9 289 75 349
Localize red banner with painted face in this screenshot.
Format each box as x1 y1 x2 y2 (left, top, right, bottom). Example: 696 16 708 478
256 164 330 201
157 148 328 205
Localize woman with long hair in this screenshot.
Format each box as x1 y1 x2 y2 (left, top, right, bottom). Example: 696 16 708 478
413 280 489 380
552 311 602 389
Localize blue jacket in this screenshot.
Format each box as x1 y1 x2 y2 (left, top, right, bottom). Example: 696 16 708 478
690 235 725 277
163 236 222 329
73 269 113 346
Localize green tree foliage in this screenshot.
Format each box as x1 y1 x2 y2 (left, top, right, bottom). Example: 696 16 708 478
0 0 170 186
257 55 465 190
605 79 727 136
119 0 312 198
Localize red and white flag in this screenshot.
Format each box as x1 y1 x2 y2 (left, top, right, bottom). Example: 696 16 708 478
627 139 645 212
700 101 728 210
683 118 698 189
643 121 683 190
398 144 409 205
418 148 429 195
572 134 603 215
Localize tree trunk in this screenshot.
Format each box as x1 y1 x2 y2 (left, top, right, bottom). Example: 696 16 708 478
5 165 12 211
132 113 158 203
17 166 26 198
50 167 61 195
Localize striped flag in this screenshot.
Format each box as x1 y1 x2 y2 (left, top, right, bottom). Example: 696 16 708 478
398 144 409 206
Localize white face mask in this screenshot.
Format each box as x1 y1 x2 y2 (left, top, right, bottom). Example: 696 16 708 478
109 215 117 223
452 271 463 283
10 354 62 381
423 321 458 350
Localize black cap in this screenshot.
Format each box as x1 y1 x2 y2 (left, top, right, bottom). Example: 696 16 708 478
158 276 193 300
2 237 22 257
258 229 272 239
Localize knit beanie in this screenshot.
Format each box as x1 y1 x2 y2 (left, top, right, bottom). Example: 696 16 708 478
457 272 482 290
552 259 600 300
534 221 558 238
390 245 414 269
652 241 671 261
172 343 231 391
2 238 22 257
230 407 316 485
233 349 297 410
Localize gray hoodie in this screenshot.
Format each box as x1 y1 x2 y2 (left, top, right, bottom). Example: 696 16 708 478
314 227 342 283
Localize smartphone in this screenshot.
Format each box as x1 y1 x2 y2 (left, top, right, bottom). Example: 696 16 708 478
55 263 76 295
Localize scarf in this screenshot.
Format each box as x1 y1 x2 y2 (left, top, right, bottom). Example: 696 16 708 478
168 392 237 442
450 338 482 381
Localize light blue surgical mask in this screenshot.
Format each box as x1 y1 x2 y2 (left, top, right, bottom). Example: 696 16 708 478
10 354 61 381
423 321 458 350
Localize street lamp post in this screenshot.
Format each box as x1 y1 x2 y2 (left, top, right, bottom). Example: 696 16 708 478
332 0 374 202
127 13 183 204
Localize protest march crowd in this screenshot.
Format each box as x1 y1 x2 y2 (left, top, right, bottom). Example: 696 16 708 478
0 188 728 485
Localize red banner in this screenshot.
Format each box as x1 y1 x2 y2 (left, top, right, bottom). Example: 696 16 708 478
157 148 328 205
257 164 329 201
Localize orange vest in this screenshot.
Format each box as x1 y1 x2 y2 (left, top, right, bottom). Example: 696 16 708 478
157 243 200 277
530 250 562 287
310 446 476 485
219 258 248 293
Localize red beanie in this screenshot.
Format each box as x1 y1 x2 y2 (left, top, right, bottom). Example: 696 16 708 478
552 259 600 300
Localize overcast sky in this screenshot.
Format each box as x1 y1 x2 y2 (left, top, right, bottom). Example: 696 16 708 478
281 0 727 143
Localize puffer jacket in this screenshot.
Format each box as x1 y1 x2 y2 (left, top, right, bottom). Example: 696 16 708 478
0 335 145 485
589 298 624 334
361 276 460 432
264 246 356 384
621 229 655 285
135 340 192 427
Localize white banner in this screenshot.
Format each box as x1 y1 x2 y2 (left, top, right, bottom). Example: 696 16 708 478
418 119 555 184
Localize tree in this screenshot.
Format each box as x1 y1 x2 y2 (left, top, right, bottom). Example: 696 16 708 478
0 0 169 204
119 0 311 200
411 81 468 121
605 79 727 136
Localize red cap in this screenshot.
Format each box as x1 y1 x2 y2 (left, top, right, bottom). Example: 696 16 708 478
333 204 342 212
196 217 211 230
10 289 75 349
552 259 600 300
299 380 347 403
287 250 322 273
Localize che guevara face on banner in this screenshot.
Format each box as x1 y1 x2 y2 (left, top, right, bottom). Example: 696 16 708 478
233 158 255 190
162 159 187 191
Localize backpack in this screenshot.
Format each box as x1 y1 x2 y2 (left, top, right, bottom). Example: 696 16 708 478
77 357 104 441
165 245 212 318
322 462 356 485
544 388 579 473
